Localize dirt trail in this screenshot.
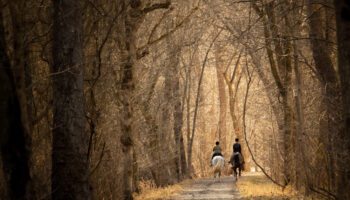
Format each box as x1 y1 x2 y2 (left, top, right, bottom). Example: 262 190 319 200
170 176 243 200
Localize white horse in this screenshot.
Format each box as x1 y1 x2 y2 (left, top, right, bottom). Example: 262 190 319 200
211 156 225 181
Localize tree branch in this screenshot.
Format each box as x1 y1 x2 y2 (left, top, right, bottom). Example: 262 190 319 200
242 64 287 189
142 0 171 13
190 29 223 147
147 8 173 44
137 5 199 57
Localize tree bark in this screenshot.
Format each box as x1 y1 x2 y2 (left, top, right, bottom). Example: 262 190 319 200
307 1 339 191
119 1 170 194
51 1 89 199
334 1 350 199
170 42 186 181
0 7 30 199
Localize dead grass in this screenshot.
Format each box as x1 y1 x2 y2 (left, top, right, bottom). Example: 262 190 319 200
133 180 190 200
237 173 304 200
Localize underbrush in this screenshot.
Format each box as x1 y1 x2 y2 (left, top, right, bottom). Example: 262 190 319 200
133 180 188 200
237 174 305 200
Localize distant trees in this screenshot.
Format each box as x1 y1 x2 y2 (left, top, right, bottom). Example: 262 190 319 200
1 0 350 199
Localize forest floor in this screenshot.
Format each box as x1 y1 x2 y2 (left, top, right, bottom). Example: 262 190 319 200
134 173 305 200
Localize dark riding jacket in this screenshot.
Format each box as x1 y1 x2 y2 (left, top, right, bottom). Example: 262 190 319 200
233 142 241 154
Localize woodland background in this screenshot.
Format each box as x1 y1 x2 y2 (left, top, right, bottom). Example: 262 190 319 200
0 0 349 200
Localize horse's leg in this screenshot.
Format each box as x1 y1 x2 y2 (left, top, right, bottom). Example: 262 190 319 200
239 166 241 177
234 167 238 181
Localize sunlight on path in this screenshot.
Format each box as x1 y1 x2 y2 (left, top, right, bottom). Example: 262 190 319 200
170 176 243 200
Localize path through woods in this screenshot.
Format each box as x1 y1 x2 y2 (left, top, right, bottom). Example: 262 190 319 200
170 176 242 200
1 1 350 199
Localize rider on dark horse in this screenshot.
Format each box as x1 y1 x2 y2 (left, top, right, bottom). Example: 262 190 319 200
233 138 242 155
210 141 223 166
229 138 245 177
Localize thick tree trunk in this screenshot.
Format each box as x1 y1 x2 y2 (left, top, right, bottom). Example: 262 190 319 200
160 53 177 185
307 1 339 191
51 1 89 199
8 1 32 148
171 43 186 181
119 6 136 199
0 8 30 199
292 40 305 189
334 1 350 199
175 70 187 178
120 1 170 193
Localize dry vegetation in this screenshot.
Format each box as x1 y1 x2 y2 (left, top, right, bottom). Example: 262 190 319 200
133 180 189 200
0 0 349 200
237 174 303 200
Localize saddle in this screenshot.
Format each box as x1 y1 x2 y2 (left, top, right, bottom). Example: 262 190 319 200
229 152 244 168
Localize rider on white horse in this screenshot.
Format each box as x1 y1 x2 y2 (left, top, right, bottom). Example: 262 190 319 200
211 141 225 179
210 141 223 166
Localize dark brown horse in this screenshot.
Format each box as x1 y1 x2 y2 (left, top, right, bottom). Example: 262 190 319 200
228 152 244 181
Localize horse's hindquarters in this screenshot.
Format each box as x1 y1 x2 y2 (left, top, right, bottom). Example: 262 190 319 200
212 156 225 178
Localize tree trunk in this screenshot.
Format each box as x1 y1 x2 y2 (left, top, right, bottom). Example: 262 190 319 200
307 1 339 191
215 42 227 154
177 69 187 178
51 1 89 199
171 44 186 180
119 5 137 198
0 7 30 199
186 63 192 178
292 40 305 190
334 1 350 199
160 51 177 185
253 2 294 184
